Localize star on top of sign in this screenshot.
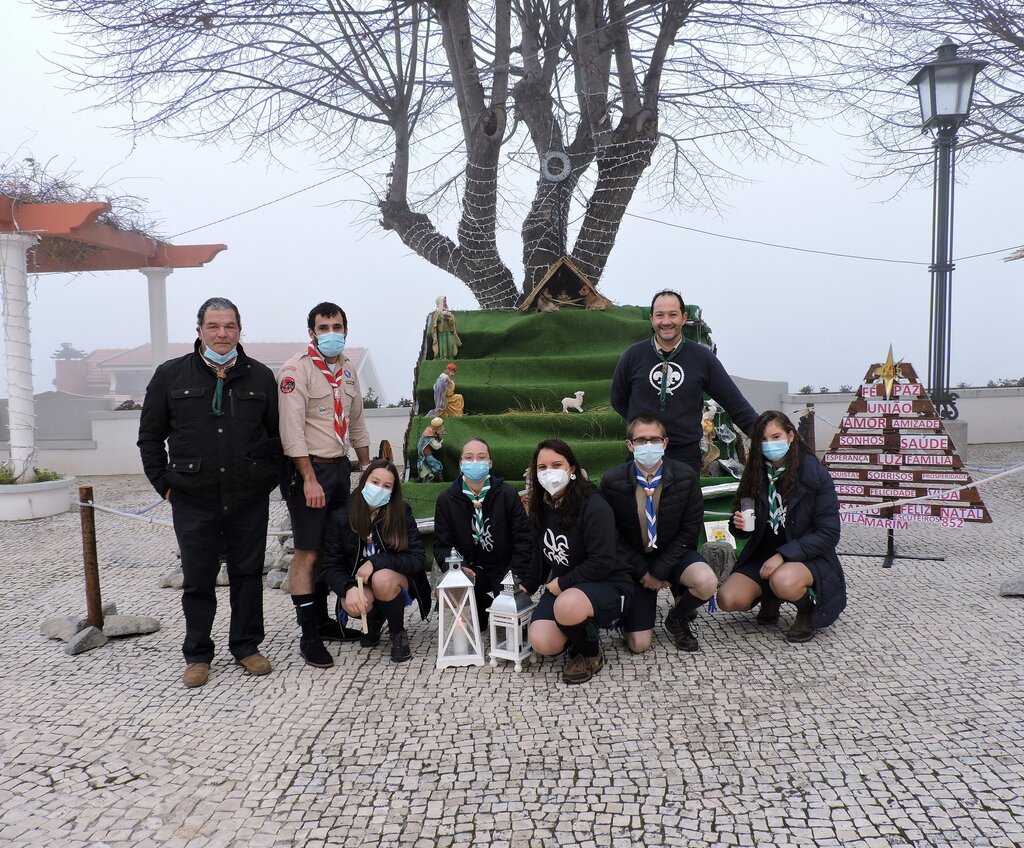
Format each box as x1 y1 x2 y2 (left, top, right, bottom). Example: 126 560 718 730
872 345 900 399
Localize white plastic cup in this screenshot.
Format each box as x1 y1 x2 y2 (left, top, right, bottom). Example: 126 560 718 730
739 498 755 532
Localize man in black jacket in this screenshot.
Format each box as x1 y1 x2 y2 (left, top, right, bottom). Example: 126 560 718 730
138 297 280 688
611 290 756 473
600 415 717 653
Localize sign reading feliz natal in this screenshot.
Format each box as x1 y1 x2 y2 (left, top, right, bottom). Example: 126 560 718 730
822 347 991 530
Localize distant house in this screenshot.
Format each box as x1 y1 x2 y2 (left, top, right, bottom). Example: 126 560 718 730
55 343 387 405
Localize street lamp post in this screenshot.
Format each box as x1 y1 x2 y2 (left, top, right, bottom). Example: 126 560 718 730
908 39 987 420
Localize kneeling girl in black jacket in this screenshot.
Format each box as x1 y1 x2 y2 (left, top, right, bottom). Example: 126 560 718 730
320 460 430 663
525 439 634 685
717 410 846 643
433 436 533 628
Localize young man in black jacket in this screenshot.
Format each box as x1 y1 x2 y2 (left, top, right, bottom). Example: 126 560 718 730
600 415 718 653
432 437 533 627
138 297 280 688
611 290 757 473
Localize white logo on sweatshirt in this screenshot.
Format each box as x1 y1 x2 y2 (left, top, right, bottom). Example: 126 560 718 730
543 528 570 567
478 521 494 552
648 362 684 396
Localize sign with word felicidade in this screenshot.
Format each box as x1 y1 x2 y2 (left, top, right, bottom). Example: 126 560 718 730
822 349 990 530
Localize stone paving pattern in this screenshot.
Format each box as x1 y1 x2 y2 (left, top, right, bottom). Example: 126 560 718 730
1 444 1022 847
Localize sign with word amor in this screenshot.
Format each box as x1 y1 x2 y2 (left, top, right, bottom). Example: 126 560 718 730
822 348 990 529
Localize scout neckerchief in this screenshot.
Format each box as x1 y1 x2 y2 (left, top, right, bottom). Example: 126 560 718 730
461 478 491 546
364 534 377 557
201 354 234 417
307 342 348 444
651 336 683 411
766 466 787 533
635 461 663 550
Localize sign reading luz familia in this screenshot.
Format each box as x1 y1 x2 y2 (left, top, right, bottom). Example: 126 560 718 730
821 347 991 531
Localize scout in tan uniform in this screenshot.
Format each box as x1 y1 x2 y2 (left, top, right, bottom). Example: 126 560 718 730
278 301 371 668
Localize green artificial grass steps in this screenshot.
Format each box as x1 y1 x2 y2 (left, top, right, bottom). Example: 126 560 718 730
408 411 629 481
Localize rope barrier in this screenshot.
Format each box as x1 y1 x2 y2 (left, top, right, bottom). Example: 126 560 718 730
74 460 1022 535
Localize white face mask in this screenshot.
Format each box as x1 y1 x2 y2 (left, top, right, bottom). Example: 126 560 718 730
537 468 570 496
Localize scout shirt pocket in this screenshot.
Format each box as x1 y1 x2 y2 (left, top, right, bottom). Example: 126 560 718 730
306 383 333 420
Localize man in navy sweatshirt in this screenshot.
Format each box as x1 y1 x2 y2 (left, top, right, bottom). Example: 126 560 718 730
611 290 757 473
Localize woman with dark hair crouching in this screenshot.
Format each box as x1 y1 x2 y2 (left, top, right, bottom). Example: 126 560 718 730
717 410 846 642
320 460 430 663
523 439 634 684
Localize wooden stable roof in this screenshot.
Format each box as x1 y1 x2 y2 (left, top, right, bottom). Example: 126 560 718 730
0 194 225 273
518 255 612 312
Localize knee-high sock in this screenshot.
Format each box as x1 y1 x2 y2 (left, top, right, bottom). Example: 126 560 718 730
292 593 319 638
793 589 815 614
375 594 406 633
313 581 331 626
558 619 600 657
675 587 707 617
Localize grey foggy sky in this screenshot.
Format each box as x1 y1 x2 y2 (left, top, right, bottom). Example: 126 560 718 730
4 2 1023 405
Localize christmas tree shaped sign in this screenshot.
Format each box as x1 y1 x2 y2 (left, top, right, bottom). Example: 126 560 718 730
822 347 990 564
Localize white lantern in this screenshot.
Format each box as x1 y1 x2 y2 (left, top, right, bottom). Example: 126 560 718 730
487 571 537 672
436 548 485 669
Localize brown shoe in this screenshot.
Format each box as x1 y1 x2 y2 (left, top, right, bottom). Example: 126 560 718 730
562 647 603 684
235 653 272 676
786 612 815 643
756 594 782 625
183 662 210 688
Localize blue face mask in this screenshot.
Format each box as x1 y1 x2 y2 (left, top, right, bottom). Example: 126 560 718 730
361 482 392 509
460 460 490 483
632 443 665 468
316 332 346 358
761 440 791 462
203 346 238 366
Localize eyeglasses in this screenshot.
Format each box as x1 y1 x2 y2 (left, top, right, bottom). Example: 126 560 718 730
629 437 665 446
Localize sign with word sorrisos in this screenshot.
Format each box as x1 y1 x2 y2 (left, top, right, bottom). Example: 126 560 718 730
821 349 990 530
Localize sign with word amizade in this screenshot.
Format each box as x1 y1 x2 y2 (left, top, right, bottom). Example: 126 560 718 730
822 358 990 530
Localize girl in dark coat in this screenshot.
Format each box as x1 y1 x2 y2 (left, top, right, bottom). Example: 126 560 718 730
432 436 533 628
718 410 846 642
320 460 430 663
525 439 635 685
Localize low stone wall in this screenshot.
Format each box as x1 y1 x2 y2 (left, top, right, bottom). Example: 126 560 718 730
783 386 1024 452
0 406 412 477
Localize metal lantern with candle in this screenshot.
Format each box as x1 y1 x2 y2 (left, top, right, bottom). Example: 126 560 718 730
436 547 485 669
486 571 537 672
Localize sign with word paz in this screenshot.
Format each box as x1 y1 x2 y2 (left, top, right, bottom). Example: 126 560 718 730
822 349 990 529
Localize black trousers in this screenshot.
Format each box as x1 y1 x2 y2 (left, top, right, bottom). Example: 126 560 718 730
665 443 701 475
171 495 269 664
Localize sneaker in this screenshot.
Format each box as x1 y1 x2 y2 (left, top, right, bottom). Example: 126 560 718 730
389 630 412 663
235 653 272 676
562 647 603 684
785 612 815 643
360 608 385 648
299 637 334 668
664 601 700 652
756 594 782 625
183 662 210 688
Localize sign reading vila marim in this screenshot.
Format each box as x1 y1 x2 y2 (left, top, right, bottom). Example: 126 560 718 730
822 349 991 530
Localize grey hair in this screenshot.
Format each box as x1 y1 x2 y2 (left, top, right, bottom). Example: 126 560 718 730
197 297 241 327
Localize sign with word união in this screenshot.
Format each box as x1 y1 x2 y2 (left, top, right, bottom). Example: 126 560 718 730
821 350 990 530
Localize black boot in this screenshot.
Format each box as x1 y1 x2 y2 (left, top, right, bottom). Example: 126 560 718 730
360 606 386 648
293 594 333 668
756 593 782 625
664 591 703 651
786 590 816 643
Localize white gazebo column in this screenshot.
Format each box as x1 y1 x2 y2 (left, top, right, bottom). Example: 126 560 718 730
141 267 173 368
0 233 41 481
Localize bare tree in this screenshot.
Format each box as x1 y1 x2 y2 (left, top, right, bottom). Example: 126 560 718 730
844 0 1024 178
41 0 1019 303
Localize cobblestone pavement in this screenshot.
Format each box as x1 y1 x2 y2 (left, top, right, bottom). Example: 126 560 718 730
1 445 1022 848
